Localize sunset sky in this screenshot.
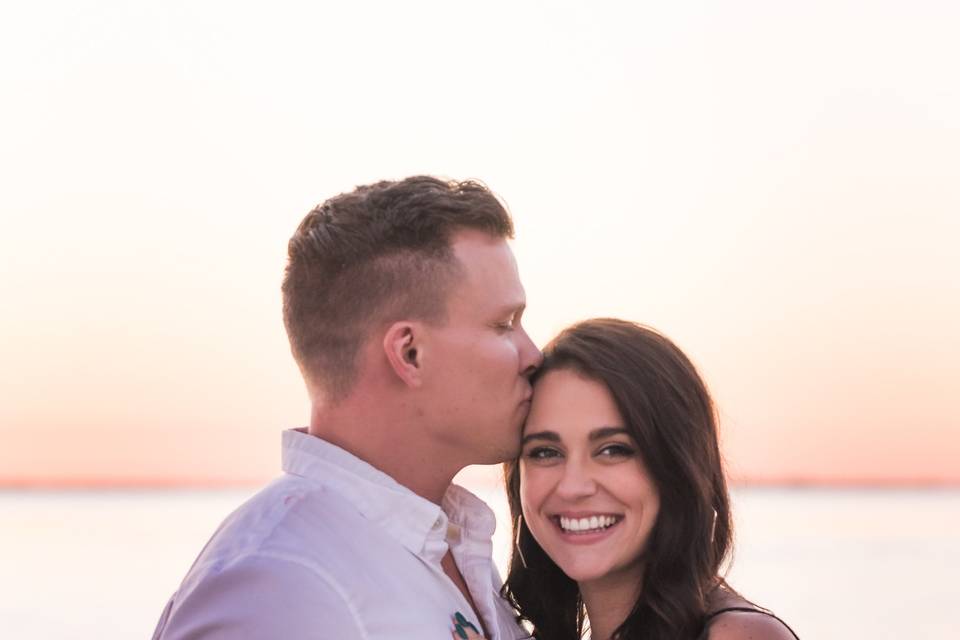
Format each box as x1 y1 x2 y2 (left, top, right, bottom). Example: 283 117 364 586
2 1 958 486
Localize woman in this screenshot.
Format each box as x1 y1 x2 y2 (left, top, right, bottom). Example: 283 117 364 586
455 318 798 640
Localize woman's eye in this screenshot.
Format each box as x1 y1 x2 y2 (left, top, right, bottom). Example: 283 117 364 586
525 447 560 461
598 444 635 459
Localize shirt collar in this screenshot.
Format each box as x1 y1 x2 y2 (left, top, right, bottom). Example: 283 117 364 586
281 428 496 561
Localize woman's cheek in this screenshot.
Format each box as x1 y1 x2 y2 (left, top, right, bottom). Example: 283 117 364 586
520 465 554 523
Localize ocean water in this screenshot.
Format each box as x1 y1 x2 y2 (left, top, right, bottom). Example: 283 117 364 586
1 486 957 639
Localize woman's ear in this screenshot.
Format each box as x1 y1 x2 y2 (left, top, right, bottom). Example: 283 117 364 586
383 321 423 388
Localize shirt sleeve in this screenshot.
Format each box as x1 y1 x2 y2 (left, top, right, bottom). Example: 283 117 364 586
153 553 368 640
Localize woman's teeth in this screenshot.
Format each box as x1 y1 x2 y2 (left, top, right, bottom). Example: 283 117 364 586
558 515 619 533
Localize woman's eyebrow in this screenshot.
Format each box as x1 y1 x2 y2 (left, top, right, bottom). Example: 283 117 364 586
521 430 560 445
589 426 630 441
522 427 630 445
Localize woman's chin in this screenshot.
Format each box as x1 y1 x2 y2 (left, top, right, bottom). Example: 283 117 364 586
551 558 610 585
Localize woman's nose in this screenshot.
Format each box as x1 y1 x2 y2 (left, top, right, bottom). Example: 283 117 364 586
555 462 598 500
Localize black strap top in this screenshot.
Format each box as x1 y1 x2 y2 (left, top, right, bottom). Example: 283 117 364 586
697 606 800 640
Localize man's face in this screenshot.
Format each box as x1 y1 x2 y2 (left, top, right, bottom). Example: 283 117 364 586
422 230 542 464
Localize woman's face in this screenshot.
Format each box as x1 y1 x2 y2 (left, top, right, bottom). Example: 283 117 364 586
519 368 660 588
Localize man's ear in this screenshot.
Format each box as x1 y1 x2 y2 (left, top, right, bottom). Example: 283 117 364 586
383 321 424 388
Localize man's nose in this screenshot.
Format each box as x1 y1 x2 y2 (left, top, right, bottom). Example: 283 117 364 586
518 328 543 377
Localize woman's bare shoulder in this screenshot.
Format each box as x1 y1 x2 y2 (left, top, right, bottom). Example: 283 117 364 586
707 610 796 640
705 589 796 640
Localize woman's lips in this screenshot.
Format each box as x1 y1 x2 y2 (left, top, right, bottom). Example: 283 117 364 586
551 513 624 544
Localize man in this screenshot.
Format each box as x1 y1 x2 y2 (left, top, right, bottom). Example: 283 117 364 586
152 176 542 639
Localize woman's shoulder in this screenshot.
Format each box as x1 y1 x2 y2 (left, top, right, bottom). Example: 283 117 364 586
703 590 798 640
705 609 797 640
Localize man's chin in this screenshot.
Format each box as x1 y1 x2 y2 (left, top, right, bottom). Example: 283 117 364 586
477 438 521 466
499 435 524 462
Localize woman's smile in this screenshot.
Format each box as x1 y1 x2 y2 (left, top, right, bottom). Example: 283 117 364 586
520 368 660 585
548 513 625 545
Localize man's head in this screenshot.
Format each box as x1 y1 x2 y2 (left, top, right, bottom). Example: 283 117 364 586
412 228 542 462
282 176 541 461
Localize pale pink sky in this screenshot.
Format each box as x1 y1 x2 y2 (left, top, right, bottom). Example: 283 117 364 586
1 1 958 486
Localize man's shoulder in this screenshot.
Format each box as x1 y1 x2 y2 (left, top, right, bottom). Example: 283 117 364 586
153 547 369 640
198 476 371 561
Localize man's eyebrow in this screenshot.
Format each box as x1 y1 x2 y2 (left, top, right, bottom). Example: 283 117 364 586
495 302 526 317
521 430 559 445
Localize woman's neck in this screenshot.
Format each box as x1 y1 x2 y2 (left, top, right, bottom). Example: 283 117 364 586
579 566 644 640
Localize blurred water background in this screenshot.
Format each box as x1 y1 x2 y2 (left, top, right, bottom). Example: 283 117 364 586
2 485 957 639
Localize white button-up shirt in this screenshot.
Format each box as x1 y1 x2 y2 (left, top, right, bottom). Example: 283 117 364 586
152 429 527 640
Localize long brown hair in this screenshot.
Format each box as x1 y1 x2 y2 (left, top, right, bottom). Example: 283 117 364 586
502 318 733 640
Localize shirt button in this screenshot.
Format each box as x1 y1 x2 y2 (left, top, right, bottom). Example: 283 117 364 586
433 517 444 529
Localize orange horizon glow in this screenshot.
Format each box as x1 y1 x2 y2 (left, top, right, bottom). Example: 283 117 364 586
2 2 958 488
4 478 960 490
